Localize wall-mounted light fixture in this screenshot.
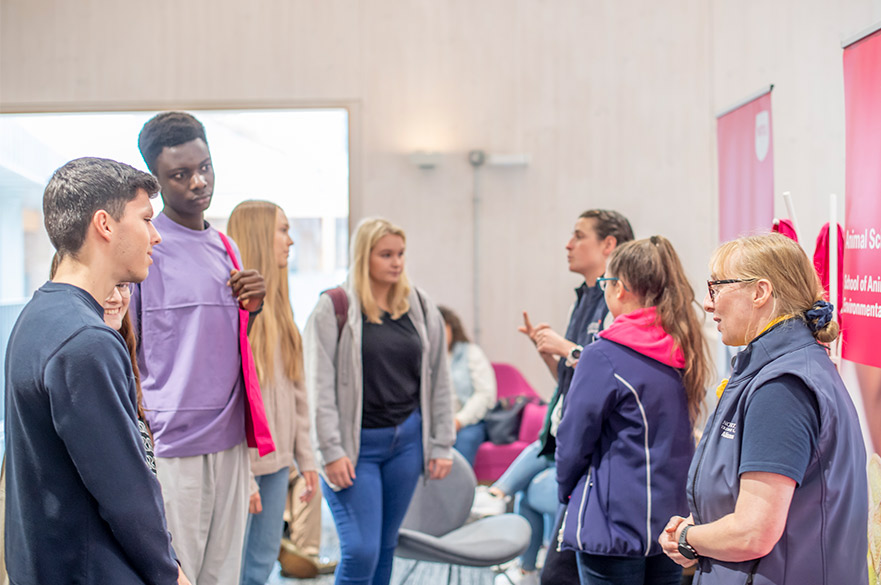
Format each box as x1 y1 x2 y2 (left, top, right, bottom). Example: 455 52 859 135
486 153 530 167
409 151 442 170
468 150 530 168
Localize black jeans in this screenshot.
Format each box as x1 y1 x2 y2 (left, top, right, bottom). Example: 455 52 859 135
576 552 682 585
540 503 579 585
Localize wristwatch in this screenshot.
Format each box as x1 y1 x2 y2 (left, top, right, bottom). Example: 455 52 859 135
565 344 583 367
678 524 698 560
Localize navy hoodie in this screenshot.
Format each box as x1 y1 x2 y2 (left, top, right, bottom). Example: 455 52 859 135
556 307 693 557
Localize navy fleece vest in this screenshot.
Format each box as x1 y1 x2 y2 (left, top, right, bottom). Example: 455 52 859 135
687 320 868 585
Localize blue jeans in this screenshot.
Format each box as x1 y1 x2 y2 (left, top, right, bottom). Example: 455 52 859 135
494 440 551 495
576 552 682 585
240 466 291 585
323 410 424 585
514 467 556 570
494 440 556 571
453 421 486 466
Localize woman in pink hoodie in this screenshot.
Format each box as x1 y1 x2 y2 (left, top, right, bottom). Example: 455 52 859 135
555 235 710 585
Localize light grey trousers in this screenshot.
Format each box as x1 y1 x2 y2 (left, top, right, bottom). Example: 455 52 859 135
157 441 249 585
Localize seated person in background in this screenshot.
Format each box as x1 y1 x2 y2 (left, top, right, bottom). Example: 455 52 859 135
439 305 497 466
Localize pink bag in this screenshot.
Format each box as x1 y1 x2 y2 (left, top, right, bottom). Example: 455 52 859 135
218 232 276 457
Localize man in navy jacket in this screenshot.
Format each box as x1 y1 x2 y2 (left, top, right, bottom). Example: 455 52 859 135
4 158 185 584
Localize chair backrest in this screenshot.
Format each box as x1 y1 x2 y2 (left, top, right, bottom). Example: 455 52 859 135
400 449 476 537
518 401 547 443
492 363 539 401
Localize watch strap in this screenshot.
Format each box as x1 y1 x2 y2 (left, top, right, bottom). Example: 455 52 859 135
565 344 583 367
678 524 698 560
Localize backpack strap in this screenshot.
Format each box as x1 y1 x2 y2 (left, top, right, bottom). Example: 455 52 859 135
323 287 349 340
322 286 424 341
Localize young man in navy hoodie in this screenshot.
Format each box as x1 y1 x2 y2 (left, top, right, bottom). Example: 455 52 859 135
4 157 188 584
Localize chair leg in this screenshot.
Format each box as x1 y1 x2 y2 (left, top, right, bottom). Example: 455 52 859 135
446 563 453 585
397 560 420 585
494 564 516 585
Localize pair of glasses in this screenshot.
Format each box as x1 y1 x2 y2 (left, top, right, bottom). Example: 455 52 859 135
115 282 134 297
706 278 757 302
596 277 629 292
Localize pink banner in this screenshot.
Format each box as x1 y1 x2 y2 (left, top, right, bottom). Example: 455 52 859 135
717 91 774 243
842 29 881 369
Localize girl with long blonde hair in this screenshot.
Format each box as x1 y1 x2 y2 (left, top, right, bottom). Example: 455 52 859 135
303 217 455 585
227 201 319 585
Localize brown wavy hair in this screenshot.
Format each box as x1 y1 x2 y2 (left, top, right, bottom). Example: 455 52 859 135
438 305 470 347
607 236 711 424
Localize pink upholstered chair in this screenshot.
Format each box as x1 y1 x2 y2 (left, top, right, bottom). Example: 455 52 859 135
472 363 547 483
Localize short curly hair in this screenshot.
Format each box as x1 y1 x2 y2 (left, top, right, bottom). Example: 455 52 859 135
138 111 208 174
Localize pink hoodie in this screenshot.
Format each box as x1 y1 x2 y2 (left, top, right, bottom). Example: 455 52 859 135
597 306 685 368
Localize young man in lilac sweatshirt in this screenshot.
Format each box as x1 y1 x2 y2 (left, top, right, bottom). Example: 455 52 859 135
132 112 267 585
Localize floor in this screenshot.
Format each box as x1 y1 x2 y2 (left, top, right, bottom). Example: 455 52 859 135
265 500 498 585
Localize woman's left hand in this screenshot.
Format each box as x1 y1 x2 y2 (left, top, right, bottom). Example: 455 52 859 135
178 565 193 585
659 514 698 568
248 490 263 515
299 470 319 503
428 458 453 480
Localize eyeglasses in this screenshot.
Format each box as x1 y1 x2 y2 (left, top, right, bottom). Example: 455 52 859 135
706 278 757 302
596 276 629 292
115 283 134 298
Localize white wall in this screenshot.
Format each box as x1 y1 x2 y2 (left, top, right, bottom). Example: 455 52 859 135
2 0 878 395
711 0 881 247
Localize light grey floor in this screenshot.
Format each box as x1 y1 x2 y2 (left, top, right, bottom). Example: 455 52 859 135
266 501 497 585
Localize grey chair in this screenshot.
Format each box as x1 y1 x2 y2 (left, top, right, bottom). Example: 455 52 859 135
394 450 532 584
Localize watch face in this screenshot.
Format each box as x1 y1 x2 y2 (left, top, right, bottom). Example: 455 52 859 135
678 542 697 560
678 527 697 560
572 348 581 359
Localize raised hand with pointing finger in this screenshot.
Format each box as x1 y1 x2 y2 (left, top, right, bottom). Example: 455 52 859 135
519 310 573 379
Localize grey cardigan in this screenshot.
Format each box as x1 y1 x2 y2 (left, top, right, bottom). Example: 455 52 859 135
303 281 455 490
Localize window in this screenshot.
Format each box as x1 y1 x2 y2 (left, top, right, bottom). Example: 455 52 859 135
0 108 350 456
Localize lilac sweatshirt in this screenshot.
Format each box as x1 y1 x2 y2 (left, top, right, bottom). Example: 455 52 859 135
131 212 246 458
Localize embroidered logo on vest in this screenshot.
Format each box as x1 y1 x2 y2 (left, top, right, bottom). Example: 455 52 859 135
721 420 737 440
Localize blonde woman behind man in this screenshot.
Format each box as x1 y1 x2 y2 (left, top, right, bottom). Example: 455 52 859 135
228 200 319 585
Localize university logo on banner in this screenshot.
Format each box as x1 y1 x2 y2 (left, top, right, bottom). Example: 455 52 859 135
716 88 775 243
755 111 770 162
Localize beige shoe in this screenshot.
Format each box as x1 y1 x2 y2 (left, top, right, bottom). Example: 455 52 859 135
315 558 338 575
278 539 319 579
